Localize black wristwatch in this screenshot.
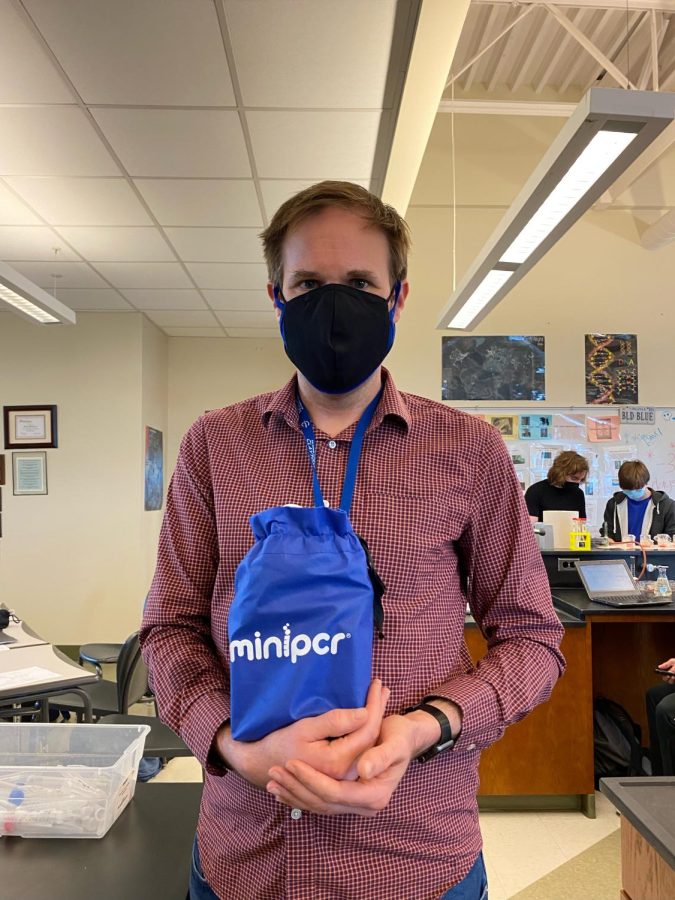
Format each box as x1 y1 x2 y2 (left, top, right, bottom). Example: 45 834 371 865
403 701 456 762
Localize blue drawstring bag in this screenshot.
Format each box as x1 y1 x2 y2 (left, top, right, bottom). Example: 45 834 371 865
228 391 384 742
229 505 375 741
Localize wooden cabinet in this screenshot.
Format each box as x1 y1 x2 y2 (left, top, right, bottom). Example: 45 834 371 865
465 622 595 801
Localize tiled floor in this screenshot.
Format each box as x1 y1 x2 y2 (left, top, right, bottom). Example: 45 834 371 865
480 795 620 899
154 755 619 899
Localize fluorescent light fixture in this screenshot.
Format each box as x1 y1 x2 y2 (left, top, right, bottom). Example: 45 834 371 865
439 88 675 331
446 269 513 329
0 260 76 325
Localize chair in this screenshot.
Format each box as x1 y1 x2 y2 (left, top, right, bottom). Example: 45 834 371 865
78 642 123 677
50 632 192 759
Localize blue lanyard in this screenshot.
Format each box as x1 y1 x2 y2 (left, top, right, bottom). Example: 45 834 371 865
296 391 382 513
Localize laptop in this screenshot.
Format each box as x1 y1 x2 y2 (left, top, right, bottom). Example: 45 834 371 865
575 559 672 607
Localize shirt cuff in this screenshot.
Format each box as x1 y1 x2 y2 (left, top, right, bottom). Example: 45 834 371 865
425 674 505 751
180 689 232 776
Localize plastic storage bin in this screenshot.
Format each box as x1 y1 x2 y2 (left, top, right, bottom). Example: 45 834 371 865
0 722 150 838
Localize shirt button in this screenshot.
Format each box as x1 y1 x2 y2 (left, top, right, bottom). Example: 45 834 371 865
290 808 302 820
467 743 476 751
327 440 337 449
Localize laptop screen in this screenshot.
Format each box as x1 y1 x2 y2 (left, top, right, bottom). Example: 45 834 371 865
577 560 635 593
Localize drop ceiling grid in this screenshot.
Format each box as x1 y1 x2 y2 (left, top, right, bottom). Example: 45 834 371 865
0 0 400 335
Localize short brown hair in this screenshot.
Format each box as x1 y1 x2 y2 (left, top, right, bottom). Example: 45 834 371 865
547 450 589 488
260 180 411 288
618 460 650 490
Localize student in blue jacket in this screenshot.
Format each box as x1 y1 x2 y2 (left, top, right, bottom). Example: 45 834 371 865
602 460 675 541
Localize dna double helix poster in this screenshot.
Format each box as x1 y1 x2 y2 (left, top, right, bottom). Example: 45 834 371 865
585 333 638 405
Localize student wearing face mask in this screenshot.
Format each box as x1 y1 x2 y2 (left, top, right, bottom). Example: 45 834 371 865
141 181 565 900
524 450 589 523
601 460 675 542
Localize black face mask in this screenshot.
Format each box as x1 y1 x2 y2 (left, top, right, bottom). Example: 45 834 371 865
276 283 398 395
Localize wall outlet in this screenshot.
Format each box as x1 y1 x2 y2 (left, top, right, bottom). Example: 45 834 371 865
558 558 579 571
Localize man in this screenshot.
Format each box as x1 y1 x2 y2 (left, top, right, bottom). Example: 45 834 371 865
141 181 565 900
602 459 675 541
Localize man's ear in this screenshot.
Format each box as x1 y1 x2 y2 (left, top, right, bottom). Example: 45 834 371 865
393 280 409 323
267 282 282 320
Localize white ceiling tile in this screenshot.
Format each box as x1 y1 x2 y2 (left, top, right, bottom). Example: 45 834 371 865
0 183 42 225
226 0 396 108
11 260 107 289
145 310 220 328
0 2 73 103
247 111 382 179
24 0 235 106
0 226 79 261
224 327 280 339
5 178 152 225
92 110 250 177
92 262 193 289
55 227 176 261
214 309 277 328
163 326 225 337
259 179 371 219
186 262 268 290
0 108 120 176
135 179 262 226
202 290 271 311
50 288 134 311
164 227 264 262
120 289 207 310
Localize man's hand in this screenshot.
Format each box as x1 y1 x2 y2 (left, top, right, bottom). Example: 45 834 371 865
658 658 675 684
215 679 389 789
265 699 462 817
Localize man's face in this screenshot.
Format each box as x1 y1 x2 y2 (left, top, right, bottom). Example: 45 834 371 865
267 206 408 320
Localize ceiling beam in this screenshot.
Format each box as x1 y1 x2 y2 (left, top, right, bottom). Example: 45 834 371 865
444 4 534 89
477 1 675 12
381 0 471 216
594 119 675 208
558 7 613 93
534 7 585 93
544 3 639 88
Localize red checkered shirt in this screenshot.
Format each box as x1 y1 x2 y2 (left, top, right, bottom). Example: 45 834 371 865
141 369 565 900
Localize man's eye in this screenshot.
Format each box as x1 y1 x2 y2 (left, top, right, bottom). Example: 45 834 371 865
351 279 369 290
298 280 318 291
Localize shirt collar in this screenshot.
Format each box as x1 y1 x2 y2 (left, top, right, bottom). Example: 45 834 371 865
261 367 411 434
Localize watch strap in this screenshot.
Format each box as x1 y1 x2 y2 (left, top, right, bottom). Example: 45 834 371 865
404 701 455 762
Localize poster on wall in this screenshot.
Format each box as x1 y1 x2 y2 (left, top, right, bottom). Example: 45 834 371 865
144 426 163 511
586 415 620 442
519 415 552 440
488 415 518 439
585 333 638 405
441 336 545 401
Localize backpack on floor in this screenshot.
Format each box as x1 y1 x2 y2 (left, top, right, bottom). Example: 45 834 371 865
593 696 647 785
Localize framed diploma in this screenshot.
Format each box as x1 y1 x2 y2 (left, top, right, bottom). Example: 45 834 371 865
12 451 48 495
3 405 58 449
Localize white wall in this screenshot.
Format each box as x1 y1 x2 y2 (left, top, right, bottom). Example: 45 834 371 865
140 317 168 593
167 335 293 470
0 312 145 643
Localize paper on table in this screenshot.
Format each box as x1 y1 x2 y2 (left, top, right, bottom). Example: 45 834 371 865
0 666 65 691
543 509 577 548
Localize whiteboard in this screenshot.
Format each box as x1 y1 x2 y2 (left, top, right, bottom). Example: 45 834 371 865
464 407 675 531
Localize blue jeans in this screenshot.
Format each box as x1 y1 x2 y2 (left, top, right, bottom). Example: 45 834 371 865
441 853 488 899
189 838 487 900
189 837 220 900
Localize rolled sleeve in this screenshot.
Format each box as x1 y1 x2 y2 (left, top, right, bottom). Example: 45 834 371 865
431 426 565 750
141 417 231 771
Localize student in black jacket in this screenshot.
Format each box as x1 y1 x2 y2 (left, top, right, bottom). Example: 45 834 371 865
602 460 675 541
525 450 589 522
